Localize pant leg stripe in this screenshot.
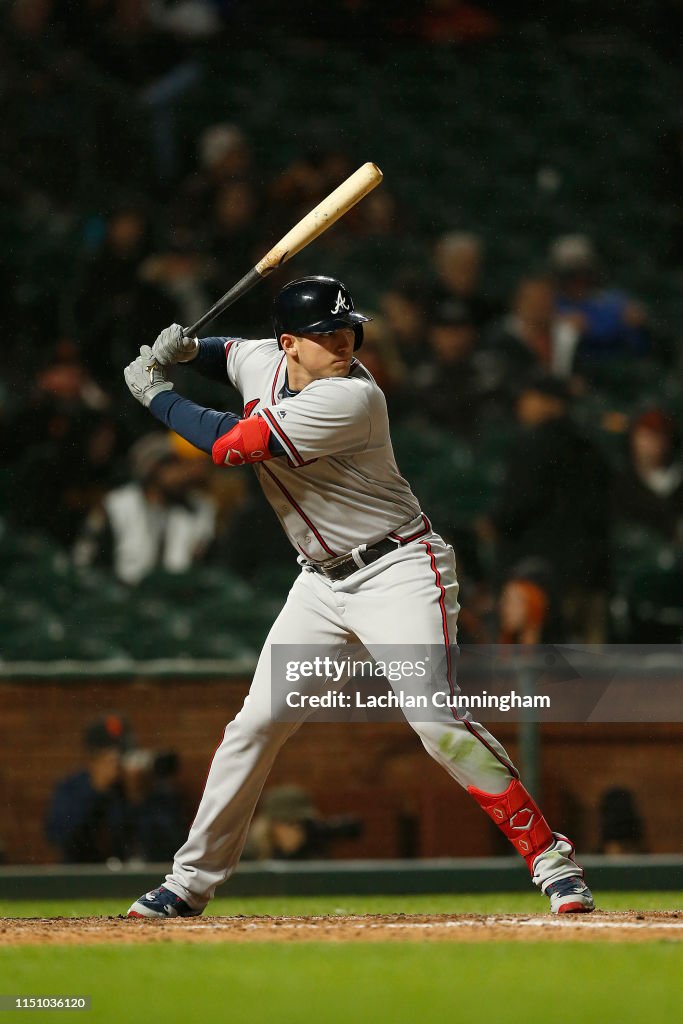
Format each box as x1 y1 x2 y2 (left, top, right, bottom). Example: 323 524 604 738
419 540 518 778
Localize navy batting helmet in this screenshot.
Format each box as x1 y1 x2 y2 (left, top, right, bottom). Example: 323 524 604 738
273 276 371 350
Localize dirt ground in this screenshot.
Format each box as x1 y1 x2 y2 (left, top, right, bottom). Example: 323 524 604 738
2 912 683 945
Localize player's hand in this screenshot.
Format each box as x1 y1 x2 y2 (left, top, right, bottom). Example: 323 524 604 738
151 323 199 366
124 345 174 408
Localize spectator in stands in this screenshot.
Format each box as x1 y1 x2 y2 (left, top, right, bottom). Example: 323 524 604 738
598 787 645 855
483 275 557 376
80 199 152 280
268 152 328 212
268 148 358 254
74 213 187 390
73 431 217 585
10 1 204 107
270 148 353 213
612 410 683 543
209 178 262 285
120 748 188 864
483 373 611 643
412 299 488 437
199 122 252 179
136 228 215 332
431 231 500 329
45 714 133 864
74 201 156 385
45 714 187 864
171 123 255 234
498 569 551 645
343 188 413 294
550 235 651 372
380 274 432 361
4 340 128 544
481 275 569 418
357 189 403 240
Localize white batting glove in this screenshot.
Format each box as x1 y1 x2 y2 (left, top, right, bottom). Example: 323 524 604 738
151 323 199 366
124 345 174 408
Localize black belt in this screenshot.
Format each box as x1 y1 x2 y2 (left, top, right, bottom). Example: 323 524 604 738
308 536 401 582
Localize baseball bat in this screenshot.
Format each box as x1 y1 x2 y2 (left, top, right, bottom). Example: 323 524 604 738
183 161 383 338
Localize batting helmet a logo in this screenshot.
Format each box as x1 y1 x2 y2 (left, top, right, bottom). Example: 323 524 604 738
331 289 351 315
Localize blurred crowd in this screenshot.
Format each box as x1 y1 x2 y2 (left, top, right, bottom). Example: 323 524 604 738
45 714 187 864
2 2 683 650
44 715 363 866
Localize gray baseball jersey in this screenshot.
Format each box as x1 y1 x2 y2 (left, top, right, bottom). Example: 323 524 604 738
225 338 424 561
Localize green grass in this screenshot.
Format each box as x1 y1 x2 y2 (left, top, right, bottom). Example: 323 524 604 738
2 894 683 1023
1 890 683 918
1 943 683 1024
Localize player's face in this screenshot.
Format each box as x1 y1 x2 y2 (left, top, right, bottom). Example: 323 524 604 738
283 327 355 387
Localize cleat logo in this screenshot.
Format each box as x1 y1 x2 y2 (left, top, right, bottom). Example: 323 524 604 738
510 808 536 832
331 290 350 315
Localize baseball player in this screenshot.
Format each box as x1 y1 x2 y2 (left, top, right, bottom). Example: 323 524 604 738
123 276 594 917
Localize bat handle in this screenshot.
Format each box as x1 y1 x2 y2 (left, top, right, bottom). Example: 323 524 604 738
182 266 265 338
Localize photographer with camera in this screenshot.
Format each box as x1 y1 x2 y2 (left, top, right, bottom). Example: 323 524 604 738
243 785 362 861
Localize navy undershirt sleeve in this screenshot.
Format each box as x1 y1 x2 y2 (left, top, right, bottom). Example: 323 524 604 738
149 392 239 453
190 337 232 382
149 391 285 457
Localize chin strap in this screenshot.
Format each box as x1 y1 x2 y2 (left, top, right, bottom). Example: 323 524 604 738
212 416 274 467
467 778 554 873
